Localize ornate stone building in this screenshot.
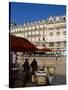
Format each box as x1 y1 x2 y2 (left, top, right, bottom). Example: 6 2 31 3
10 15 66 55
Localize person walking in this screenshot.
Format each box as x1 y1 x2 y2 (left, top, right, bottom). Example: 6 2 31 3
23 58 30 72
56 55 58 61
30 58 38 74
22 58 30 87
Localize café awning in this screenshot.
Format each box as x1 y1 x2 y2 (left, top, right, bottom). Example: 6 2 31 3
10 35 36 52
36 46 52 52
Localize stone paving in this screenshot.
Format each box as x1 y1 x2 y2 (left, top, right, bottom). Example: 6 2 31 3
11 56 66 87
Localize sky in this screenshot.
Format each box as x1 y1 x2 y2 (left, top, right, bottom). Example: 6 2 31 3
9 2 66 25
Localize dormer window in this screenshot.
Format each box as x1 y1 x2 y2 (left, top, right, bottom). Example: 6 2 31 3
56 16 59 22
48 16 53 22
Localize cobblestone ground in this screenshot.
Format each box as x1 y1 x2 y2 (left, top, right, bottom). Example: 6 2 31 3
12 56 66 87
29 56 66 85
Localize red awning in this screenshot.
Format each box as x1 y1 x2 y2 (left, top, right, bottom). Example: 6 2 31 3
36 46 52 52
10 35 36 52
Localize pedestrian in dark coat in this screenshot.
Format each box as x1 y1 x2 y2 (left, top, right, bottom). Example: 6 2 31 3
23 58 30 72
30 58 38 74
22 58 31 87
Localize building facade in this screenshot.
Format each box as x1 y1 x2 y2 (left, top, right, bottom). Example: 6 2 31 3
10 15 66 55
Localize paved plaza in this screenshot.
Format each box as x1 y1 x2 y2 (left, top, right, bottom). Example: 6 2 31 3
26 56 66 85
12 56 66 87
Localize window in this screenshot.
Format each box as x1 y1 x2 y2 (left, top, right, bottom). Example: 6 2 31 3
20 29 22 32
32 37 35 41
36 37 39 41
49 32 53 36
36 25 39 29
36 31 39 34
49 42 54 47
38 37 40 41
15 29 18 32
29 38 31 41
49 20 53 22
57 42 60 47
32 26 35 30
56 27 60 30
39 24 44 29
40 31 43 35
28 27 31 30
56 16 59 21
64 41 66 47
17 29 20 33
43 44 45 47
63 31 66 35
43 37 45 41
44 24 47 28
49 16 53 22
22 28 24 31
20 29 23 32
63 17 66 21
25 33 28 36
56 32 60 36
44 31 46 35
29 32 31 35
32 31 35 35
25 27 28 31
48 28 53 30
